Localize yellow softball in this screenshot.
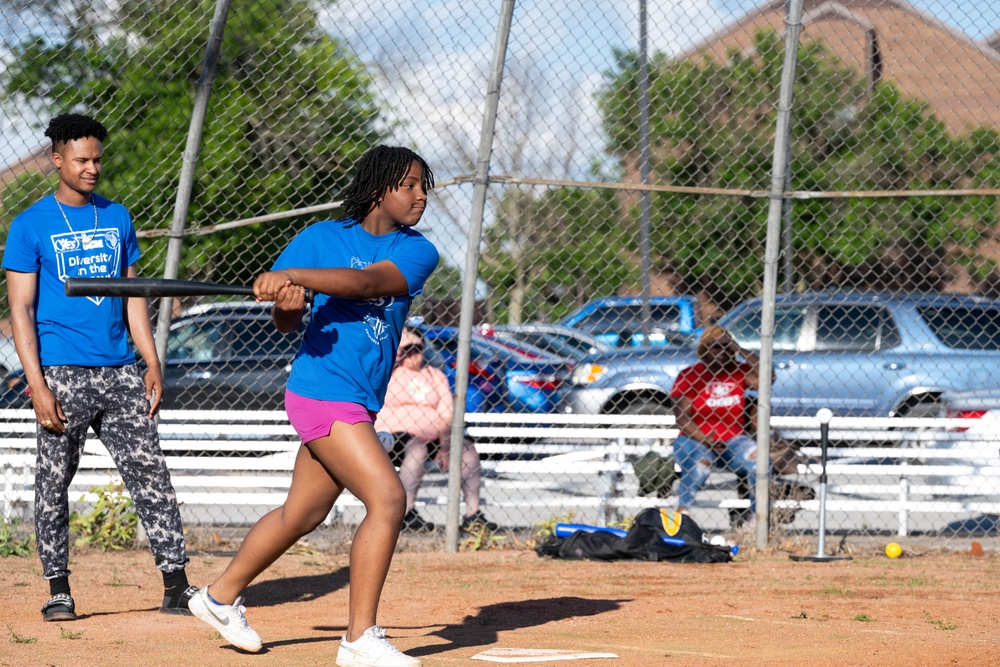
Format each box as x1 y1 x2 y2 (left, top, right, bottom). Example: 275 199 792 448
885 542 902 559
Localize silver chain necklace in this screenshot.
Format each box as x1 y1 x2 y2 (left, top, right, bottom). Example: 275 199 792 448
54 194 98 244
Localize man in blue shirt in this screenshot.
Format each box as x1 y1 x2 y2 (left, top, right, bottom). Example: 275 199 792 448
2 113 195 621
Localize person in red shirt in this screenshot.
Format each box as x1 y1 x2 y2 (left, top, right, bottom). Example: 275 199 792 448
670 325 768 523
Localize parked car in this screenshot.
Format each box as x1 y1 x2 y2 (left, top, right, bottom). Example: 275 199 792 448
923 387 1000 499
558 295 698 348
480 323 614 363
0 368 30 408
421 330 509 414
161 301 302 410
0 336 22 375
0 303 292 411
565 291 1000 419
162 302 508 414
419 325 573 413
0 308 505 416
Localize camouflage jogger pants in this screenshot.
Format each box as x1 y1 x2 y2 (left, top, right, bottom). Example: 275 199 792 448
35 364 189 580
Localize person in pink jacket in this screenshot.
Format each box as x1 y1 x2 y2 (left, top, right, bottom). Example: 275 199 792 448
376 327 498 533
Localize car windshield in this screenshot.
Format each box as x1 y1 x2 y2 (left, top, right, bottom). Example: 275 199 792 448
473 337 550 364
167 318 300 361
575 304 681 332
918 306 1000 350
509 331 597 359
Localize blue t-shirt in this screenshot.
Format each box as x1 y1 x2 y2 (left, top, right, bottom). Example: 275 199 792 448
2 194 141 367
272 220 439 410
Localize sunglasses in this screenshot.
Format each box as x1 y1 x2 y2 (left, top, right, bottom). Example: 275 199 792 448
398 343 424 357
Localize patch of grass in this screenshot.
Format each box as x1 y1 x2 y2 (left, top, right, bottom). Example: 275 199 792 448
907 576 941 588
59 626 84 640
69 482 138 551
853 614 874 622
608 515 635 532
924 612 957 630
286 540 320 556
460 523 507 551
818 585 850 596
105 566 130 587
7 624 38 644
0 518 35 557
532 511 577 543
792 611 808 619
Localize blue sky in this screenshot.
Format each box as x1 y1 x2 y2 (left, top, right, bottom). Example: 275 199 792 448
5 0 995 171
2 0 996 263
323 0 997 179
318 0 997 262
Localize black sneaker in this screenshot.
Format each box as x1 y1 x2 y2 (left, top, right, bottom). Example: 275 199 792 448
161 584 198 615
41 593 77 622
461 510 499 533
402 509 435 533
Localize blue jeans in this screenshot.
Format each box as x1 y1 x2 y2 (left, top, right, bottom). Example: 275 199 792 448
674 434 759 512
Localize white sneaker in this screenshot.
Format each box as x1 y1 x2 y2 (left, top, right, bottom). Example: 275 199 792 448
336 625 421 667
188 586 263 653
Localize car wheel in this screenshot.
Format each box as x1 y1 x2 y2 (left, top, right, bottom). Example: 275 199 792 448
889 397 942 457
896 398 942 420
621 398 671 417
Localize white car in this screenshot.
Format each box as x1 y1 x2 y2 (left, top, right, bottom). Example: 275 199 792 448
924 387 1000 499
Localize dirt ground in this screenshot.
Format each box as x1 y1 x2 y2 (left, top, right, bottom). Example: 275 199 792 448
2 530 999 667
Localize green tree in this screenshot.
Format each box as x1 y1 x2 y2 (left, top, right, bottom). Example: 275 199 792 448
598 30 999 305
480 184 631 324
1 0 383 288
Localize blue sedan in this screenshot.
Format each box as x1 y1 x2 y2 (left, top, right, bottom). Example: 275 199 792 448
420 325 573 414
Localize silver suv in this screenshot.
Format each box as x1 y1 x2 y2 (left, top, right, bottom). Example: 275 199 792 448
565 291 1000 418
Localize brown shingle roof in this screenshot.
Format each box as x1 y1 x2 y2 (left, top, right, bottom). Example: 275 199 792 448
0 143 52 189
985 28 1000 54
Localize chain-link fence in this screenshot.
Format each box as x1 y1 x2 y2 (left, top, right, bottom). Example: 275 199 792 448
2 0 1000 546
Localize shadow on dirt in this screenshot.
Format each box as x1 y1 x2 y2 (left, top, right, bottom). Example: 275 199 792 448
409 596 631 657
242 565 350 607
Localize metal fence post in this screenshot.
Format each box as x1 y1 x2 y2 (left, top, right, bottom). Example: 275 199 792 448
153 0 232 360
445 0 516 553
756 0 805 550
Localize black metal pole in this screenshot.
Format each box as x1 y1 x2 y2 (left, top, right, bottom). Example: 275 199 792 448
791 408 852 562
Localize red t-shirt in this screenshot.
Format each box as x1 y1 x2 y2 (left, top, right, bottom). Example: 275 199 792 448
670 362 751 442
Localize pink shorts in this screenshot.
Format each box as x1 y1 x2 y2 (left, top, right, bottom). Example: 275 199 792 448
285 389 376 444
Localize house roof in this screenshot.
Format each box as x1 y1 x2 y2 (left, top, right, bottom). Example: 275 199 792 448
0 143 52 190
985 28 1000 54
676 0 1000 134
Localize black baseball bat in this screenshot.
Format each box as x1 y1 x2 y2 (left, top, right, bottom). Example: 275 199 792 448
65 277 314 303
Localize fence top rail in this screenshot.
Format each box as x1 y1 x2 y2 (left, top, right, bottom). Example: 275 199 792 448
0 408 987 435
462 412 983 430
463 413 674 426
0 408 291 423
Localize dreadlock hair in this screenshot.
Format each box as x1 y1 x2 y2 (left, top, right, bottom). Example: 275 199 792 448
44 114 108 151
339 146 434 226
